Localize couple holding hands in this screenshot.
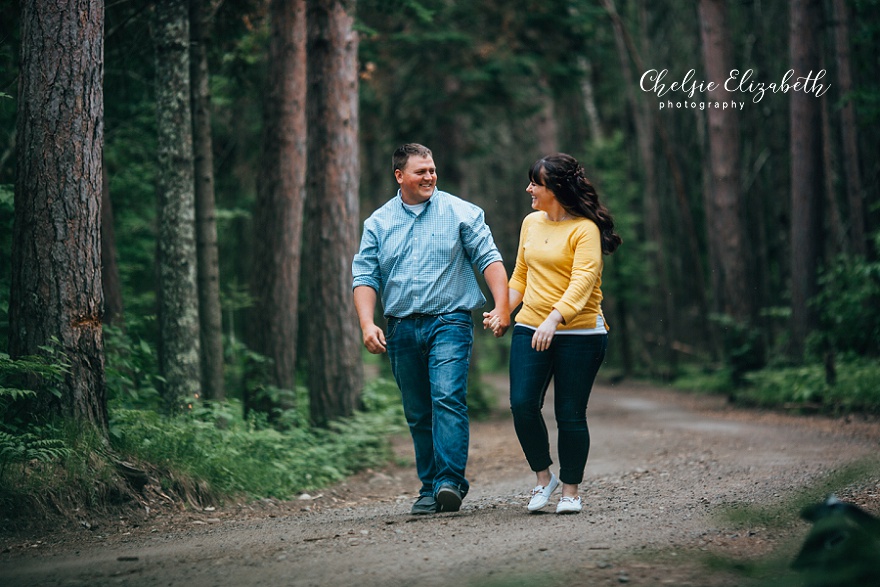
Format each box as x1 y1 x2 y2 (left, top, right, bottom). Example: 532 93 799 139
352 144 621 515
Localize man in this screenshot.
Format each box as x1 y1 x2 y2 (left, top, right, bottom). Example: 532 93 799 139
352 143 510 514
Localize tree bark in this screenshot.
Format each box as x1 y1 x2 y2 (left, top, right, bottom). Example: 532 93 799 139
10 0 107 431
154 0 201 409
637 3 675 376
831 0 865 256
789 0 824 359
698 0 752 322
304 0 363 426
190 0 224 401
248 0 307 412
577 57 604 145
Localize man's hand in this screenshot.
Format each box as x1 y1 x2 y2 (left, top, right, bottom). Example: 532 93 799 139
361 323 387 354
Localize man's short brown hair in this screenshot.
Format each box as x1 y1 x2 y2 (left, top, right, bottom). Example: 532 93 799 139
392 143 433 174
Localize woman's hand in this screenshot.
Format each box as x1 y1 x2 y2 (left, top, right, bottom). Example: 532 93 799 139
532 310 564 351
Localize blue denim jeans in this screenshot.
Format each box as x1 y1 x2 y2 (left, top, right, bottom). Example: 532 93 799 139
386 311 473 498
509 325 607 485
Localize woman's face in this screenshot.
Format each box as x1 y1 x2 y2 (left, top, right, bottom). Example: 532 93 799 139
526 173 557 213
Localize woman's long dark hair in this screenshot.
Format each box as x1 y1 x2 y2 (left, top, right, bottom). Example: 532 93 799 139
529 153 622 255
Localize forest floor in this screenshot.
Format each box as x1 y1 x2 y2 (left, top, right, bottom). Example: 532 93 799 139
2 376 880 587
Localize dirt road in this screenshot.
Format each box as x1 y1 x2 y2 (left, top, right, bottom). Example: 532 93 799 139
2 379 879 587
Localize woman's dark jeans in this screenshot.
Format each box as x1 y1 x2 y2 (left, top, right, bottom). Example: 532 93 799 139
509 325 607 485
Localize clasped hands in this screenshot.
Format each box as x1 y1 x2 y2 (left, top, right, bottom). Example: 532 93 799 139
481 310 510 338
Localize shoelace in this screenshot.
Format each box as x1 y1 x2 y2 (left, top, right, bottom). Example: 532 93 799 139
558 496 579 504
530 485 546 497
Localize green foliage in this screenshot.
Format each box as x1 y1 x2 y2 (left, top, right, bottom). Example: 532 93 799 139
668 363 736 395
104 322 164 411
108 377 405 499
809 241 880 359
739 358 880 414
0 351 68 418
710 312 765 384
0 353 73 484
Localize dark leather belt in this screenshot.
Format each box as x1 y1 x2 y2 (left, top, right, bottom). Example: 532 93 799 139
390 310 469 320
394 312 435 320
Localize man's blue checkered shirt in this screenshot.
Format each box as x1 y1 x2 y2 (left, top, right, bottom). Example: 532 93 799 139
352 189 503 318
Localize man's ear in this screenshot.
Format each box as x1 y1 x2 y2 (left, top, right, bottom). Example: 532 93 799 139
394 170 403 184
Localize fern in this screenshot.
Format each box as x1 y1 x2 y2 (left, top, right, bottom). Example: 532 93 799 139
0 430 71 479
0 388 38 401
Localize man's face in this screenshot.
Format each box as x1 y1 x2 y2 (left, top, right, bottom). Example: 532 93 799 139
396 155 437 204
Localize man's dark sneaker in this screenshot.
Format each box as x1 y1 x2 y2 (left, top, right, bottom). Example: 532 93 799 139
435 484 463 512
411 495 437 515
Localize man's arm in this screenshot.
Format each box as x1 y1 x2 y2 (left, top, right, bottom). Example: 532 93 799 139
481 261 511 337
353 285 386 354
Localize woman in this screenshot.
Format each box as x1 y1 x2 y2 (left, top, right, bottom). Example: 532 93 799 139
485 153 621 514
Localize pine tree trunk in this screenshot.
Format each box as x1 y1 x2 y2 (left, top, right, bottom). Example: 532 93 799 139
154 0 201 409
638 3 675 376
699 0 752 321
249 0 307 407
190 0 225 401
305 0 363 426
831 0 865 256
789 0 824 359
10 0 107 431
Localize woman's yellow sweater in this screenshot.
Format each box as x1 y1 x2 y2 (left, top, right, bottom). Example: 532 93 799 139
508 211 608 331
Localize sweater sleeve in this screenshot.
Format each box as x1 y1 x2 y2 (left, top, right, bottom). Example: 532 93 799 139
552 221 602 324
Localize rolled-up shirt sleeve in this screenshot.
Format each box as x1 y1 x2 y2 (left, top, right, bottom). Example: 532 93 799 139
352 221 382 292
461 208 503 273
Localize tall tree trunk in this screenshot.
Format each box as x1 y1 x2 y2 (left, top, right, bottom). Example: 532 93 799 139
304 0 363 426
789 0 824 359
10 0 107 431
154 0 201 409
638 3 675 376
698 0 752 321
532 76 558 156
249 0 307 414
101 161 124 326
821 77 846 255
831 0 865 256
577 57 604 145
190 0 224 400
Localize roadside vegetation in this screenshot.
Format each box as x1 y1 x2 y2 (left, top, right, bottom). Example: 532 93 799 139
671 233 880 416
1 335 406 526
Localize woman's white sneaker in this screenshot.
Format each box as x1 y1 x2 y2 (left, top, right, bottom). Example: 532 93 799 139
527 473 559 512
555 495 582 514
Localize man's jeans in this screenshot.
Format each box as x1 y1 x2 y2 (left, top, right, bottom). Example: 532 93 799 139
509 325 607 485
386 311 472 498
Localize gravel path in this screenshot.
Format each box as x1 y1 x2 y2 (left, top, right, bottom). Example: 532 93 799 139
2 379 879 587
